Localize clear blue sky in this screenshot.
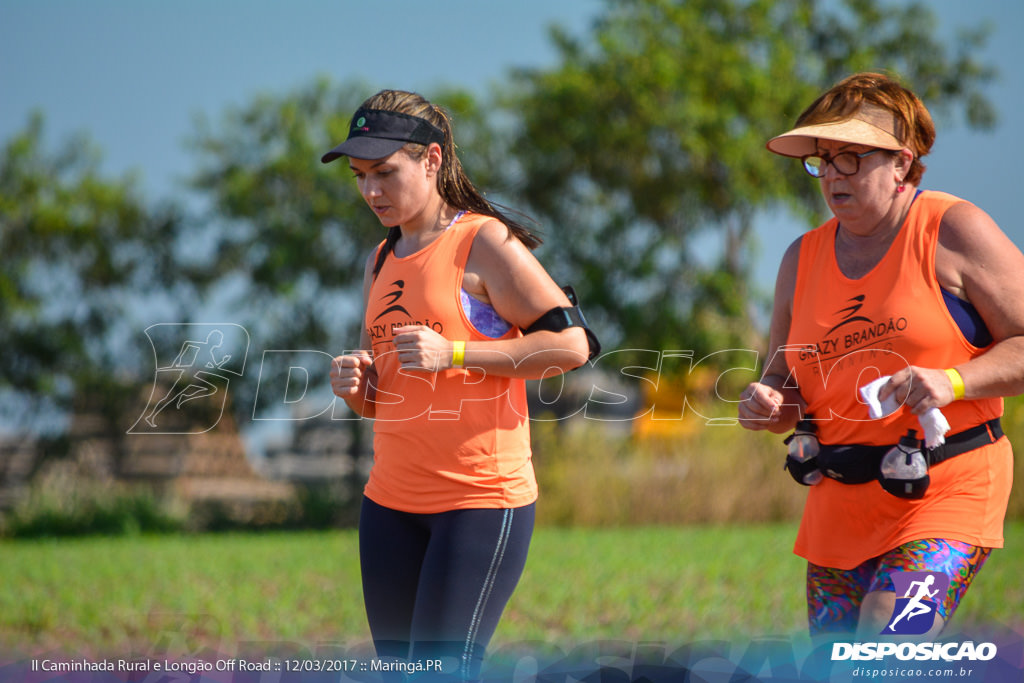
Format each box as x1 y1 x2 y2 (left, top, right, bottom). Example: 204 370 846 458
3 0 1021 294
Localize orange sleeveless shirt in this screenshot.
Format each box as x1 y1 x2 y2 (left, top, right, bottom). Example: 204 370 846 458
786 191 1012 569
363 213 537 514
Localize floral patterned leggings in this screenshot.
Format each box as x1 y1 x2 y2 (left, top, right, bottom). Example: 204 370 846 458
806 538 990 635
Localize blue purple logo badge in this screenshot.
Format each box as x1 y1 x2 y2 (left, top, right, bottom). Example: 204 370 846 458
883 571 950 635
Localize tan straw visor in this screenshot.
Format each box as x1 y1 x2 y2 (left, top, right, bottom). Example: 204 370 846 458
766 103 904 158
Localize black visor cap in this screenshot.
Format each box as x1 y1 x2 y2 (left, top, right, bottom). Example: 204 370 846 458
321 108 444 163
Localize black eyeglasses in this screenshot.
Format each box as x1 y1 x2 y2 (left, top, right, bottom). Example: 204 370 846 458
800 148 883 178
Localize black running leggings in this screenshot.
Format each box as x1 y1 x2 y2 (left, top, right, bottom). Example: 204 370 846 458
358 496 535 681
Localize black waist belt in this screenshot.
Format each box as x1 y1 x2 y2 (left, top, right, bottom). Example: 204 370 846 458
927 418 1003 465
818 418 1003 484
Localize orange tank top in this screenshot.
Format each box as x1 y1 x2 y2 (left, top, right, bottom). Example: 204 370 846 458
786 191 1011 568
363 212 536 513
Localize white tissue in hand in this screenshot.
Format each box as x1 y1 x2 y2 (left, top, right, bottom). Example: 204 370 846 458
859 375 900 419
858 374 951 448
919 408 951 449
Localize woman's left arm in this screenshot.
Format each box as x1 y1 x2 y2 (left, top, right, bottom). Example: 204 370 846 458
392 220 590 379
937 201 1024 399
890 201 1024 413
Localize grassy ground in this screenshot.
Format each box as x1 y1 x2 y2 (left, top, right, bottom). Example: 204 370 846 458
2 522 1021 660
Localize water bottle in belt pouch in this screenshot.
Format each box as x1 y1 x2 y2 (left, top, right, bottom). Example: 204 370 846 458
784 418 824 486
879 429 930 499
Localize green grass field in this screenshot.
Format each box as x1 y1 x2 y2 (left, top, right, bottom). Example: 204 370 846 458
2 522 1022 660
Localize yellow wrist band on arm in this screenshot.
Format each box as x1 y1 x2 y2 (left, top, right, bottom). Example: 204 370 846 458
945 367 965 401
452 341 465 368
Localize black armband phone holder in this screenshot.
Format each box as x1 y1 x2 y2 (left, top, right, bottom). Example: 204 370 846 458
521 285 601 361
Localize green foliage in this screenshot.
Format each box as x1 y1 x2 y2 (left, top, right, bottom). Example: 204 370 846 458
1 453 188 538
502 0 995 356
0 112 191 433
5 489 186 538
291 480 363 529
2 482 370 540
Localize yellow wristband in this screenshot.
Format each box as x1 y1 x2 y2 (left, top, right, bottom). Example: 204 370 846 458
945 368 965 401
452 341 465 368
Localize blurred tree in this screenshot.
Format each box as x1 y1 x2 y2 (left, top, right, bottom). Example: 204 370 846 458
187 78 369 358
0 112 189 436
501 0 995 362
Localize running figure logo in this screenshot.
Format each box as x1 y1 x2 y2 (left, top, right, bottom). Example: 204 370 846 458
883 571 950 635
130 324 249 434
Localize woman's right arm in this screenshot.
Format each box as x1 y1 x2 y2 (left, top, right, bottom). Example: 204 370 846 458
738 236 806 433
330 250 378 418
